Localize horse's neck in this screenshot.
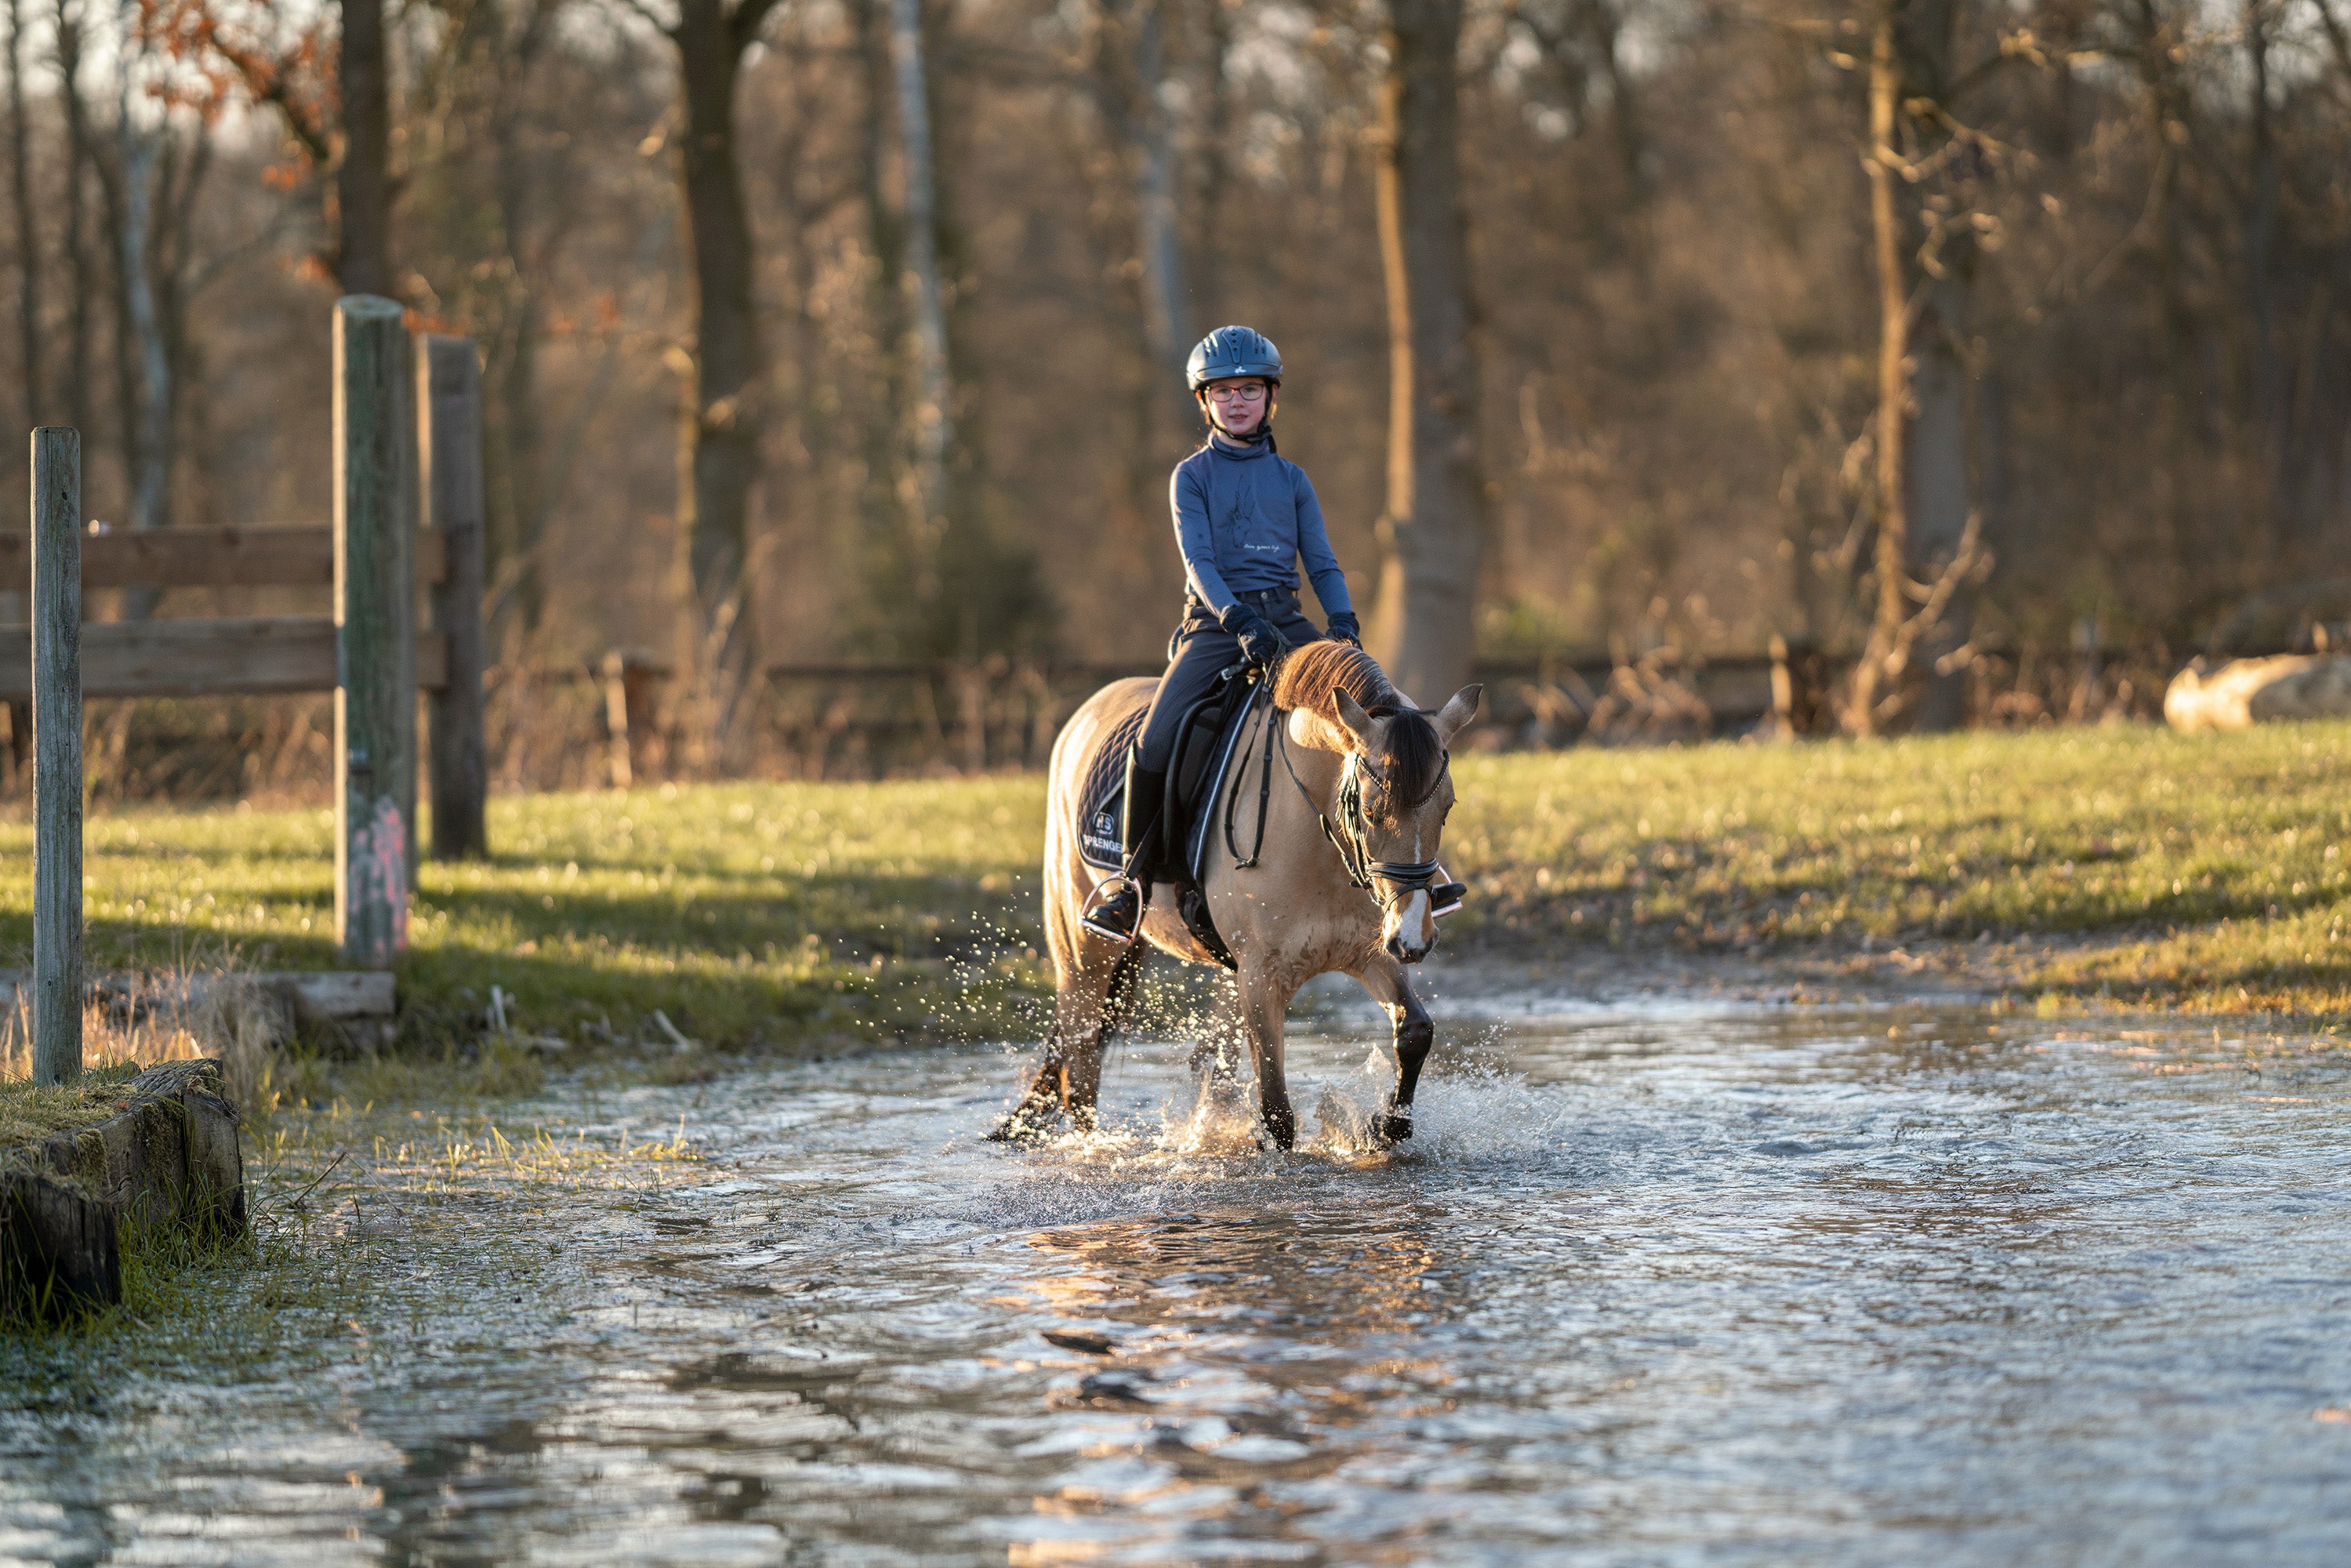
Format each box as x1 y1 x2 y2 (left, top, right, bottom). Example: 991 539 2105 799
1206 701 1344 855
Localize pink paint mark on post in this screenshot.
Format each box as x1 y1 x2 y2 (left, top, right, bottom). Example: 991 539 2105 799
346 794 410 965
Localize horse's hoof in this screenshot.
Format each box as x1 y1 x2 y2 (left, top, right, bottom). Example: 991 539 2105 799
1377 1110 1414 1144
1264 1109 1297 1151
985 1112 1051 1144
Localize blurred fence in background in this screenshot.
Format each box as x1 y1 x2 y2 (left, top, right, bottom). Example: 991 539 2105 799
0 620 2260 804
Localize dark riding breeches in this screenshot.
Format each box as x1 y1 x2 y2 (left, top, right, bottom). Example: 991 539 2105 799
1135 588 1324 774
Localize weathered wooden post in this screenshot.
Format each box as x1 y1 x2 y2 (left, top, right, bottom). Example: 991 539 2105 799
31 429 82 1085
601 650 634 790
419 335 489 859
2069 617 2102 724
334 297 416 968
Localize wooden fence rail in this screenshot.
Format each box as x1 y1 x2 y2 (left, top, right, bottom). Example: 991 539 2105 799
12 299 490 977
0 523 448 590
0 619 450 699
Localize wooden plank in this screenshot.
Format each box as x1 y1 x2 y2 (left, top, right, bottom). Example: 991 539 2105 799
0 524 445 589
419 336 488 861
31 429 82 1087
0 619 446 699
334 296 416 968
0 967 396 1020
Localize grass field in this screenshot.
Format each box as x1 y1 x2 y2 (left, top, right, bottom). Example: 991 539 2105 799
2 720 2349 1048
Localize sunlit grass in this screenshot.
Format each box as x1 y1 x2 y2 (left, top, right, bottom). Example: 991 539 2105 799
0 776 1050 1051
0 723 2349 1036
1449 720 2351 1017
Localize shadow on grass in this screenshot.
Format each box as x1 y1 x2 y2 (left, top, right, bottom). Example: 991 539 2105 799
0 871 1054 1052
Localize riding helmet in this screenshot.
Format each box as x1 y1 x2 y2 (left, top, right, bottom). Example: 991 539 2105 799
1186 325 1283 391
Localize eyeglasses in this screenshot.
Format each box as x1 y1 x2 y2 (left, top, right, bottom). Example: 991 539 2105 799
1205 383 1268 403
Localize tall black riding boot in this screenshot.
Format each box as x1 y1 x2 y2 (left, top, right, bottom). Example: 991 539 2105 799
1080 751 1168 943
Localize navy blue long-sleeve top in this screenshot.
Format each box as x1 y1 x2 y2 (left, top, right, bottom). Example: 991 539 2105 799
1170 437 1354 619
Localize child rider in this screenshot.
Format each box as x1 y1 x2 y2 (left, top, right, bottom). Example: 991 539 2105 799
1080 325 1361 943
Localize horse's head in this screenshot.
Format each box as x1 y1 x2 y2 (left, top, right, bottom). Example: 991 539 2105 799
1333 683 1482 964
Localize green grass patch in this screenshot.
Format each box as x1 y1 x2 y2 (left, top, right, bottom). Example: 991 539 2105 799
1448 720 2351 1017
0 723 2349 1040
0 777 1050 1053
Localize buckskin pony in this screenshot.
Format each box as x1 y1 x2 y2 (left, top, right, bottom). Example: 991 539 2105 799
993 641 1481 1149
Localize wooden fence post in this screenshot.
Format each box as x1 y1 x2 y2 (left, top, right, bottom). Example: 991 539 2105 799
333 297 415 969
600 650 634 790
31 429 82 1085
419 336 488 859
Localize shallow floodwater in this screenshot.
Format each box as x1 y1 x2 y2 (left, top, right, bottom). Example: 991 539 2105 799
8 979 2351 1566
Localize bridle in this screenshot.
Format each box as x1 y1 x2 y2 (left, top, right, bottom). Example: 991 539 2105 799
1262 704 1446 911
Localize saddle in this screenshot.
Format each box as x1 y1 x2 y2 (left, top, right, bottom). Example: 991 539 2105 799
1075 670 1268 967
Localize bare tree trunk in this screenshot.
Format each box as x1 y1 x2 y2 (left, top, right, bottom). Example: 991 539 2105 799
1847 10 1910 737
115 12 167 544
1846 0 1978 735
890 0 950 595
1188 0 1231 296
8 0 44 430
1131 0 1192 430
1368 0 1486 706
667 0 776 764
485 0 564 651
1097 0 1195 456
853 0 912 603
2243 0 2287 516
54 0 92 441
339 0 394 296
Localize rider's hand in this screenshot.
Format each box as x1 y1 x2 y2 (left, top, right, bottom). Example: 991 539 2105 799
1326 612 1362 647
1228 610 1287 670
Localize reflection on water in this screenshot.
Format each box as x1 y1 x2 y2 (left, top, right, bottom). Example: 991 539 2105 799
7 990 2351 1565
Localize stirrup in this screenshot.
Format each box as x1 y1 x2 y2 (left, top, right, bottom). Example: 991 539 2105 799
1079 877 1144 943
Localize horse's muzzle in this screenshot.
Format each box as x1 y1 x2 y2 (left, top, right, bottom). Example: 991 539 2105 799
1383 890 1435 964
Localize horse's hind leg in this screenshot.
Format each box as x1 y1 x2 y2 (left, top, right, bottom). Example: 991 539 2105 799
1351 953 1433 1144
990 938 1130 1140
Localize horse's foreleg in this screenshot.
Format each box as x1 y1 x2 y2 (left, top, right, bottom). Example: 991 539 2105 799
1237 965 1299 1150
1351 954 1433 1143
1185 988 1248 1127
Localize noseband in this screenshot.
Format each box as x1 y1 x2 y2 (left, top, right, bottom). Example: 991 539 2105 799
1326 756 1444 906
1270 718 1445 910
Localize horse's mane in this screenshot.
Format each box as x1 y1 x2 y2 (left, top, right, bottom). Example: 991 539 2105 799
1272 641 1446 815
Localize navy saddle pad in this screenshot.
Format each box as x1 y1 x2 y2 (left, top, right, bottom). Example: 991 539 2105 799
1076 701 1149 869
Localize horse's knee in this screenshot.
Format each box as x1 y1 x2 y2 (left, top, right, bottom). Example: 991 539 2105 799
1395 1014 1434 1065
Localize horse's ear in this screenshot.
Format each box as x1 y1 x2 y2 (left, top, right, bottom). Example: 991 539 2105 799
1333 689 1375 749
1432 684 1483 745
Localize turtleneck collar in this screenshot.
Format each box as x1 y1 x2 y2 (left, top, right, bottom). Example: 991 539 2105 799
1208 426 1276 458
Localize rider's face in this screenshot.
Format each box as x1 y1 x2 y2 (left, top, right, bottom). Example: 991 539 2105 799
1203 378 1271 435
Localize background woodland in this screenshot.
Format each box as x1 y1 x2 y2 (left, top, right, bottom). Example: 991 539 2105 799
3 0 2349 785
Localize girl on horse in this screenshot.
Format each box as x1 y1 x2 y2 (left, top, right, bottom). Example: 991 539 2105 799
1080 325 1361 943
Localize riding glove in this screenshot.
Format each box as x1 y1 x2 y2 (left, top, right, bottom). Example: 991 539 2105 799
1226 610 1288 670
1327 612 1362 646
